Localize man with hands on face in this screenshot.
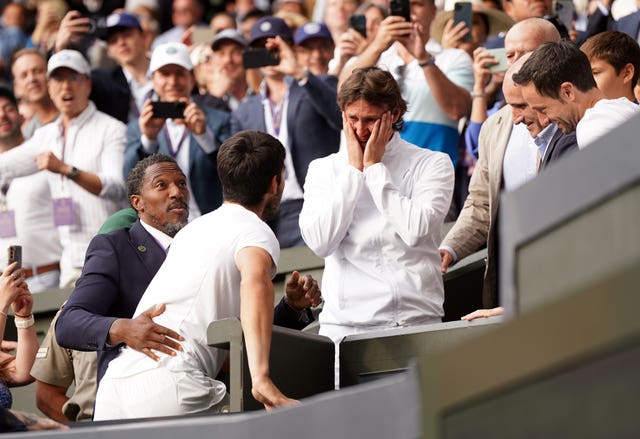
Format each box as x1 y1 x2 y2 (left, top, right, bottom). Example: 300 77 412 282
338 0 473 166
300 67 454 343
231 17 341 248
125 42 231 221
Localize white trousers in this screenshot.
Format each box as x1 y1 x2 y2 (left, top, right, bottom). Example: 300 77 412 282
94 366 227 420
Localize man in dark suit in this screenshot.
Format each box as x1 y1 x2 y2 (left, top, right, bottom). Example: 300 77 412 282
56 154 321 384
231 16 341 248
89 12 151 124
124 42 231 219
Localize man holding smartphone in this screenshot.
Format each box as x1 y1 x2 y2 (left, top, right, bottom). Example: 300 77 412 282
338 0 473 168
231 16 341 248
124 42 231 221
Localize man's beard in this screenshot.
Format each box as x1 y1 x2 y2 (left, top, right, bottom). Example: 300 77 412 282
262 194 282 221
163 220 188 237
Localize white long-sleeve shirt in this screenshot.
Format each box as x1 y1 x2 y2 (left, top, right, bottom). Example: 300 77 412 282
0 102 127 280
299 133 454 341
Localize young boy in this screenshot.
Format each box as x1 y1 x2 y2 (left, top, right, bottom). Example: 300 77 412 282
580 30 640 102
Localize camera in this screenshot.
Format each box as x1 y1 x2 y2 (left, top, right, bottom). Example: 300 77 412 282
242 48 280 69
151 101 187 119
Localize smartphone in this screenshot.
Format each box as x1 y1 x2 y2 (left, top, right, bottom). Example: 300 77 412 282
7 245 21 270
349 14 367 38
554 0 575 31
453 2 473 42
486 47 508 73
151 101 186 119
389 0 410 22
242 48 280 69
192 27 217 45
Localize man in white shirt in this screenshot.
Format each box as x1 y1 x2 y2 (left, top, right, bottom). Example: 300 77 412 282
0 87 62 292
513 39 640 149
299 67 454 344
94 131 299 419
0 50 127 287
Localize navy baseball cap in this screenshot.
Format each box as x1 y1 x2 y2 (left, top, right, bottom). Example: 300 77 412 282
103 12 142 40
212 29 247 51
294 22 333 46
249 16 293 46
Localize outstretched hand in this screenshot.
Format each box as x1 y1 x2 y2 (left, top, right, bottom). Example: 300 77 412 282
285 271 322 310
109 304 184 361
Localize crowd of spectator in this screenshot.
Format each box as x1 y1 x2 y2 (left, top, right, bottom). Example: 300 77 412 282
0 0 638 429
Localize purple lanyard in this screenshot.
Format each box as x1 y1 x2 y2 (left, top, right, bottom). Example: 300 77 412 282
268 98 284 137
163 124 189 158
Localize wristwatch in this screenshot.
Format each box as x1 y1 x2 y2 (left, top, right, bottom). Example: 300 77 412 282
418 56 436 68
68 166 80 180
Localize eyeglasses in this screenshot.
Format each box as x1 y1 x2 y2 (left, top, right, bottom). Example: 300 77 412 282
49 72 86 84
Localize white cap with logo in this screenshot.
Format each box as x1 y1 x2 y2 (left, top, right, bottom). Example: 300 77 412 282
150 42 193 73
47 50 91 78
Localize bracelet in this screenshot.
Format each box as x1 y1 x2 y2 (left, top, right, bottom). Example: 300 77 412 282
14 312 32 319
470 92 487 99
0 310 6 318
418 56 436 68
15 315 35 329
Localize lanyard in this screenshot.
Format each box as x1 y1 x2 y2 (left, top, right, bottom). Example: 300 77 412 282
267 97 285 137
58 123 70 196
0 182 9 211
163 124 189 158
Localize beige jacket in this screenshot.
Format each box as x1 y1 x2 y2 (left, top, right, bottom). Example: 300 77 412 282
442 105 513 307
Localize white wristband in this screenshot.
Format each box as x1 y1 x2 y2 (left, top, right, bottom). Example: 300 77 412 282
15 315 35 329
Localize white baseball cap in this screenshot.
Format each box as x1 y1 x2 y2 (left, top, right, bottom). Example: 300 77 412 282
47 50 91 77
150 42 193 73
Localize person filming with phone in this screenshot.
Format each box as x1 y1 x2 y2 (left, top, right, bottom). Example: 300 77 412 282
231 16 341 249
125 42 231 221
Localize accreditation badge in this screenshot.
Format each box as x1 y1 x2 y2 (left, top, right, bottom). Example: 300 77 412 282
53 197 75 226
0 210 16 238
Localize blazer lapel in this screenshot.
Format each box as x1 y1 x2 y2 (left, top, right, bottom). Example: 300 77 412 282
490 105 513 209
129 220 167 277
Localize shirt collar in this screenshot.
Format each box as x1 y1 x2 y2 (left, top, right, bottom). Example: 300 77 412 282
139 219 174 252
55 101 97 129
122 65 151 85
259 77 293 99
533 123 558 157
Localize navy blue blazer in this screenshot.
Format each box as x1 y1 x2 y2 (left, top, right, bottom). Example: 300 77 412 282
56 220 313 382
230 74 341 190
124 106 231 214
56 221 166 382
90 66 131 124
541 130 578 170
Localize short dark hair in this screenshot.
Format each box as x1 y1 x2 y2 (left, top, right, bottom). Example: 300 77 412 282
127 154 181 202
0 87 18 107
217 131 285 206
513 39 597 99
581 30 640 89
337 67 407 131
